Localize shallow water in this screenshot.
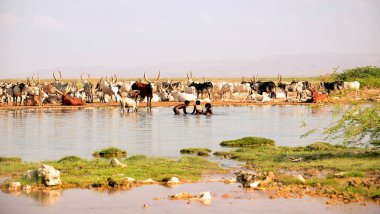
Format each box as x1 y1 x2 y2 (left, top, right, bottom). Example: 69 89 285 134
0 182 377 214
0 106 333 161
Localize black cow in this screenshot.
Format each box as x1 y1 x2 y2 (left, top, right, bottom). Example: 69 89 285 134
320 81 344 94
250 81 276 99
188 82 213 99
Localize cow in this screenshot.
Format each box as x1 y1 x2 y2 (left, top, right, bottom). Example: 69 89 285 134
120 97 138 113
12 82 28 105
56 90 85 106
320 81 344 94
249 76 276 99
95 76 120 103
310 88 328 103
188 77 213 99
343 81 360 94
53 71 73 95
131 71 160 111
80 73 94 103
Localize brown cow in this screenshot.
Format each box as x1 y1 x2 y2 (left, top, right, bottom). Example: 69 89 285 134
311 88 328 103
56 90 85 106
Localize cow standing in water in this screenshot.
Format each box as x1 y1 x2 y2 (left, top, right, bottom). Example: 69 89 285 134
131 71 160 111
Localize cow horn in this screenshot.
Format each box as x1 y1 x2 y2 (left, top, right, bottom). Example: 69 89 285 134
55 89 64 95
114 74 118 83
31 74 35 84
80 73 85 83
59 70 62 81
53 72 57 81
187 72 190 80
87 73 90 81
37 74 40 84
144 72 151 83
156 70 160 81
105 76 111 85
190 71 193 78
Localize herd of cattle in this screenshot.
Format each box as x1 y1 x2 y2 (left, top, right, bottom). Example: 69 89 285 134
0 71 361 109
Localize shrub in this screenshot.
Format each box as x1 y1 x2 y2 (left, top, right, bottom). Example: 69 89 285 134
220 137 275 147
306 142 334 151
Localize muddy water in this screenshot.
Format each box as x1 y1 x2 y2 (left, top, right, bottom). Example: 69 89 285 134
0 182 377 214
0 106 332 161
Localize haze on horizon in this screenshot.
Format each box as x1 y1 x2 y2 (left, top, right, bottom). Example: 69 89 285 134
0 0 379 78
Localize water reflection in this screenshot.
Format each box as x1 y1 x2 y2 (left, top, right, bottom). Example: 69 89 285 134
0 106 333 161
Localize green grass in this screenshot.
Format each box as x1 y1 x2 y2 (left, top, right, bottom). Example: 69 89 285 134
92 147 127 158
214 139 380 200
220 137 276 147
0 156 23 163
0 155 224 188
180 148 212 156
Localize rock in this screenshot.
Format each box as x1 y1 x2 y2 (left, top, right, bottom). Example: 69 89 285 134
235 171 257 187
107 177 117 187
167 177 180 184
8 182 21 191
22 185 32 192
141 178 155 184
169 192 193 200
198 191 212 200
222 193 232 198
223 178 236 184
249 181 261 188
123 177 135 183
37 164 62 186
296 174 306 183
110 158 127 167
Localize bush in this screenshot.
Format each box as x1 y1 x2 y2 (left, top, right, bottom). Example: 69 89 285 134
220 137 275 147
306 142 334 151
92 147 127 158
336 66 380 88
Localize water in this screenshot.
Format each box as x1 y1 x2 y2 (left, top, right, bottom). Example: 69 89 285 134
0 183 377 214
0 106 333 161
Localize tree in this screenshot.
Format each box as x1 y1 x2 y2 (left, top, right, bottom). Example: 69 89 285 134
323 103 380 147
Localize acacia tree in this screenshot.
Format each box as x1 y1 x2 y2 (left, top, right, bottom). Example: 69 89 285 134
323 103 380 147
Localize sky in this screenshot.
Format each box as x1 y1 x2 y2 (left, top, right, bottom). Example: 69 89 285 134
0 0 379 77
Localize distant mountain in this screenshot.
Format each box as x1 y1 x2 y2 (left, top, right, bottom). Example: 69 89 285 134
33 52 380 79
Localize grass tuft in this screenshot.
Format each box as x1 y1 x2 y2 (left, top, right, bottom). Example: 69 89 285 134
220 137 275 147
92 147 127 158
180 148 212 156
0 157 22 163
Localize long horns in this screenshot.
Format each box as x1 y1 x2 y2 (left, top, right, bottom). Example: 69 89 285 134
53 70 63 81
186 71 193 80
144 71 160 83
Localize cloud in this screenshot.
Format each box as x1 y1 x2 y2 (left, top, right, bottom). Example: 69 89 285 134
28 14 62 30
0 13 20 26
